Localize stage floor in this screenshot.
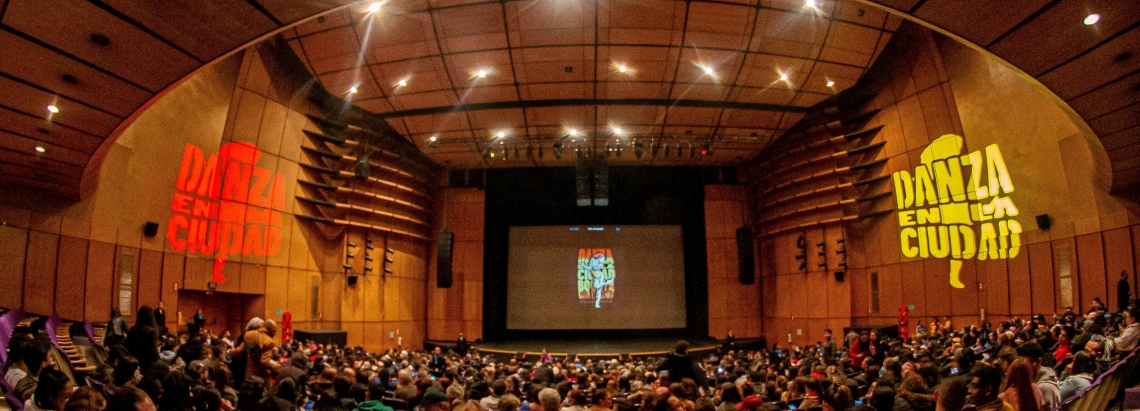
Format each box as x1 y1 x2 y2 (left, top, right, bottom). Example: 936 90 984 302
471 337 719 358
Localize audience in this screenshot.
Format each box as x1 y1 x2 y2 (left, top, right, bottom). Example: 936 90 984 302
6 296 1140 411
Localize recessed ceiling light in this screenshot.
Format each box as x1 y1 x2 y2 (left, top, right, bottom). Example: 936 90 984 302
613 127 623 135
568 128 578 136
476 70 488 78
397 79 408 87
349 86 359 94
805 0 817 8
1084 13 1100 25
780 73 789 81
429 136 437 142
35 146 46 153
47 105 59 113
496 131 506 138
703 66 715 75
366 2 383 13
618 64 628 73
826 80 835 87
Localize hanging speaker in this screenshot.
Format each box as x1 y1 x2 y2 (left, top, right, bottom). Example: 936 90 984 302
354 152 371 180
437 229 454 288
143 222 159 237
736 227 756 285
1036 214 1051 230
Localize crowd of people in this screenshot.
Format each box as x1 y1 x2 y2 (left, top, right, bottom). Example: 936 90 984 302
4 294 1140 411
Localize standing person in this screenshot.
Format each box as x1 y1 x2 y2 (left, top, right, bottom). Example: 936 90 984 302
457 333 469 356
1118 271 1132 313
125 306 161 373
661 341 707 386
228 320 279 381
821 329 836 359
153 302 167 336
105 309 128 347
193 309 206 333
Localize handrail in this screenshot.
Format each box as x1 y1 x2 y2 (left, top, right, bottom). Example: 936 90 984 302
1059 347 1140 411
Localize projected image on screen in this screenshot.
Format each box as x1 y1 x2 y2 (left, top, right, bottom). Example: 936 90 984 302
578 249 616 308
507 225 686 330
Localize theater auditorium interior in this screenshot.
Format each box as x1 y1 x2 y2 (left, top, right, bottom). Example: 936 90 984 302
1 1 1140 411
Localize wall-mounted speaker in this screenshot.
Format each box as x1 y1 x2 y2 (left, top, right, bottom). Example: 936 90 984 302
347 274 358 286
437 229 454 288
834 271 845 282
143 221 159 237
1036 214 1051 230
736 227 755 285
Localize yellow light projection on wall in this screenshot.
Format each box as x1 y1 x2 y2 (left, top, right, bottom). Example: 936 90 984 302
892 134 1022 288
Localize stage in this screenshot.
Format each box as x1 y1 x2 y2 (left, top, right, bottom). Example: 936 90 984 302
427 337 722 360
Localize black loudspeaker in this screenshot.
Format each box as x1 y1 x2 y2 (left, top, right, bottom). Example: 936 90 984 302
736 227 756 285
354 152 371 180
834 271 845 282
1036 214 1051 230
347 274 358 286
143 222 159 237
437 229 454 288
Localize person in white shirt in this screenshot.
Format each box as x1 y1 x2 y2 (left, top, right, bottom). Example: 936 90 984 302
4 342 28 388
1112 307 1140 353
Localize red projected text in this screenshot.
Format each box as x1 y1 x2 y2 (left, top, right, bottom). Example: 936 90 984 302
167 142 286 282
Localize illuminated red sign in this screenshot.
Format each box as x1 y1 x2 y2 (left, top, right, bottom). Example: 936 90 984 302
167 142 285 283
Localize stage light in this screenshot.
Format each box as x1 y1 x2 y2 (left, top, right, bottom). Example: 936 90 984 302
35 146 46 153
496 131 506 139
613 127 623 136
476 70 488 78
568 128 578 137
1084 13 1100 25
703 65 714 75
795 234 807 271
397 79 408 87
347 252 355 258
826 80 835 87
365 255 373 261
348 86 358 94
366 2 382 13
381 244 396 276
47 105 59 113
365 265 373 272
779 73 789 81
348 242 357 247
805 0 816 8
343 263 353 270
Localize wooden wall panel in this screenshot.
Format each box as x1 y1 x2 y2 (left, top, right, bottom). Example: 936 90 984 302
240 263 266 295
85 242 116 320
979 259 1009 316
1103 228 1135 309
900 261 926 319
1028 242 1055 314
1007 255 1032 316
921 260 949 315
183 256 211 291
137 249 163 310
263 266 289 321
55 236 88 320
161 253 184 328
1075 233 1107 309
0 225 27 309
24 231 58 315
951 259 979 317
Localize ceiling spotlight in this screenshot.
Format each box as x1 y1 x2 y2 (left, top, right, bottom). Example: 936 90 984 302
349 86 359 94
35 146 46 153
496 131 506 139
826 80 835 87
46 105 59 113
568 128 578 137
1084 13 1100 25
613 127 623 136
476 70 488 78
397 79 408 87
805 0 817 8
366 1 382 13
429 136 437 142
618 64 628 73
703 66 715 75
780 73 789 81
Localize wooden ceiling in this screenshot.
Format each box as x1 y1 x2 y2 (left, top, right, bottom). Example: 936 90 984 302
286 0 901 169
0 0 1137 199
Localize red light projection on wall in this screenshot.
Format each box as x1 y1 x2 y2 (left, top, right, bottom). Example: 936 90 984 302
167 142 286 283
